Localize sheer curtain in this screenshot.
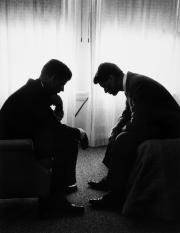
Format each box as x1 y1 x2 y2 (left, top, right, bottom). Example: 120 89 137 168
90 0 180 146
0 0 81 127
1 0 180 146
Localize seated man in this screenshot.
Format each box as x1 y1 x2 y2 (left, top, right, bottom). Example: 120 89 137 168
88 62 180 211
0 59 88 217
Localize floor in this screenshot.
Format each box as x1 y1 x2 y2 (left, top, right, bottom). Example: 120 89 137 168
0 147 180 233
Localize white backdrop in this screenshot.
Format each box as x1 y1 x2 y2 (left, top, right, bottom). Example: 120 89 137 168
0 0 180 146
90 0 180 146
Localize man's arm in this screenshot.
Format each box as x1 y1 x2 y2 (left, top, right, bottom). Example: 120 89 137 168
50 94 64 121
46 95 89 147
109 100 131 140
124 84 152 133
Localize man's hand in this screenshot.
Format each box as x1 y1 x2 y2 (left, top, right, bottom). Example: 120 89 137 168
109 128 119 142
50 94 62 105
50 94 64 121
109 125 124 142
54 107 64 121
78 128 89 150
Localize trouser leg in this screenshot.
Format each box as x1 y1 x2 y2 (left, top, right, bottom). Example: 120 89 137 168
63 141 79 185
107 132 145 194
103 139 114 169
50 140 79 193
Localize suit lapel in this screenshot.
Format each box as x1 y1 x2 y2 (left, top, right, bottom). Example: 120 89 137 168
125 72 140 97
125 72 138 111
124 72 132 97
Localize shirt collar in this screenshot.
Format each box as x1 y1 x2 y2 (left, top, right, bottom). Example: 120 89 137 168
123 73 127 93
40 80 44 88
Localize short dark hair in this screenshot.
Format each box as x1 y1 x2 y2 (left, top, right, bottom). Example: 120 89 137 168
94 62 123 84
41 59 72 81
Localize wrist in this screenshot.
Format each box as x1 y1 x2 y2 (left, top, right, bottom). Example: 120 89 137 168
78 128 85 140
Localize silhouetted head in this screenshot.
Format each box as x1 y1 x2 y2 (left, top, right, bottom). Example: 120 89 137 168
94 62 124 95
39 59 72 94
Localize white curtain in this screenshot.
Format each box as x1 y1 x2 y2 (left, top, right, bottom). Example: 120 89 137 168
0 0 81 127
0 0 180 146
90 0 180 146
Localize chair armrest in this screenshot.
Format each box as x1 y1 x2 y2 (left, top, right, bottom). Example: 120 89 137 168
0 139 33 151
0 146 51 198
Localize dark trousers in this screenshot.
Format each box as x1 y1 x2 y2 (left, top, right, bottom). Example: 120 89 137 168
36 125 79 194
50 140 78 193
103 126 176 195
104 132 146 195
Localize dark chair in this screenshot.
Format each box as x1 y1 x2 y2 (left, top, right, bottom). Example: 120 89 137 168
123 138 180 221
0 139 51 199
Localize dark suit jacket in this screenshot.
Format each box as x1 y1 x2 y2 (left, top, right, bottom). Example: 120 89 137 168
0 79 80 157
113 72 180 138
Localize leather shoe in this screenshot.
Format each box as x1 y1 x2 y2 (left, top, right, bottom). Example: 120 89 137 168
38 196 84 219
89 193 123 211
61 202 84 215
65 183 78 194
88 177 110 191
80 133 89 150
79 129 89 149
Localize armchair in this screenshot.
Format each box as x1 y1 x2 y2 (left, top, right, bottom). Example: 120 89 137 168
123 138 180 220
0 139 51 199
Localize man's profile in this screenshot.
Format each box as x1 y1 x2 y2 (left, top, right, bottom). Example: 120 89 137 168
88 62 180 214
0 59 89 218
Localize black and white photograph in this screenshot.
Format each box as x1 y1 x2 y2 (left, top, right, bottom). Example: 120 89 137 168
0 0 180 232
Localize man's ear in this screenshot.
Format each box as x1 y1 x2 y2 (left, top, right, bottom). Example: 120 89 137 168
109 74 115 82
42 74 55 84
51 75 56 81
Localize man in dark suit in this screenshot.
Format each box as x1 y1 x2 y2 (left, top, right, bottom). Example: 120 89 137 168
0 59 88 216
89 62 180 210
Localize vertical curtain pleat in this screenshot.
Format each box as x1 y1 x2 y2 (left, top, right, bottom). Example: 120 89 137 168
0 1 180 146
90 0 180 146
0 0 81 128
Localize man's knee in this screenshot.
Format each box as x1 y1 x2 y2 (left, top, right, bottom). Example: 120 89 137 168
114 132 135 144
112 131 143 156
